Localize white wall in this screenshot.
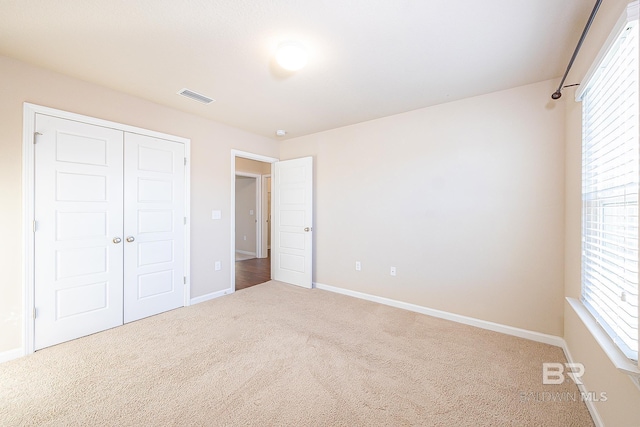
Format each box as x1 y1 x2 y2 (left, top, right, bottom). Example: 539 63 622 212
280 79 566 336
563 0 640 425
0 54 278 354
235 176 257 254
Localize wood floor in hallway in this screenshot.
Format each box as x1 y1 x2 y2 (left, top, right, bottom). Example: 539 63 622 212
235 256 271 291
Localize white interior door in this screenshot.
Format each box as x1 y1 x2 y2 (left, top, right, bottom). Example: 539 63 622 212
34 114 124 350
123 133 185 323
273 157 313 288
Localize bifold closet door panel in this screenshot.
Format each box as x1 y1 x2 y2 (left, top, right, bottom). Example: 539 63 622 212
123 133 185 323
34 114 125 350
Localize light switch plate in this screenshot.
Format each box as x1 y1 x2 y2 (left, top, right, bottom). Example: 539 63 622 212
212 210 222 220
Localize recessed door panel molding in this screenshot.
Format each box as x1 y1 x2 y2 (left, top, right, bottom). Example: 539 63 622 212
56 282 108 320
280 188 305 205
273 157 313 288
280 253 305 273
280 166 305 183
56 172 107 202
55 132 108 166
138 146 174 173
138 240 174 266
55 247 108 280
56 212 107 241
28 104 191 353
138 210 174 233
138 178 173 202
279 231 305 250
280 210 305 227
137 270 174 299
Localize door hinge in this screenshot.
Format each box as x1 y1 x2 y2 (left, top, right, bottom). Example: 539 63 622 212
183 276 187 285
33 308 37 319
184 217 187 225
33 220 37 232
184 157 187 166
33 132 42 144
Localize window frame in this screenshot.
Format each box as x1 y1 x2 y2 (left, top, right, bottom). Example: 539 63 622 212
575 0 640 377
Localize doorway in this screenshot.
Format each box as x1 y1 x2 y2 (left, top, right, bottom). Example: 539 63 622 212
230 150 314 291
233 154 276 291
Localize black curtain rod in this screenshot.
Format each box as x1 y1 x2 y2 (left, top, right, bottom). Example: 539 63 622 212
551 0 603 100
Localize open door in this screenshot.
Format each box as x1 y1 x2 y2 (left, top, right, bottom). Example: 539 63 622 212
272 157 313 288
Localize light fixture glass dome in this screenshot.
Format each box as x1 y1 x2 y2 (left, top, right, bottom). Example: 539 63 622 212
275 42 308 71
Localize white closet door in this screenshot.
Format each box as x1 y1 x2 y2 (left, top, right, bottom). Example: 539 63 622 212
123 133 185 323
34 114 124 350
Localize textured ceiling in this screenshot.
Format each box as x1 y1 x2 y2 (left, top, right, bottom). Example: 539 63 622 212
0 0 592 139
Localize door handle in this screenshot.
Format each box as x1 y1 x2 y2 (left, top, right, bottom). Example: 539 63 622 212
304 227 312 232
113 237 122 244
126 236 135 243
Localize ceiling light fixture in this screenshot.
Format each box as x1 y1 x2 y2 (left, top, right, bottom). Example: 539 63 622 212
275 41 308 71
276 130 287 137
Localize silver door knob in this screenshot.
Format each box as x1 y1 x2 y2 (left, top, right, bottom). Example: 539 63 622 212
304 227 311 232
126 236 135 242
113 237 122 244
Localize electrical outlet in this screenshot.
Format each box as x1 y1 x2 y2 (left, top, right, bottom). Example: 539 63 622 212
243 235 247 241
355 261 361 271
215 261 221 271
390 266 396 276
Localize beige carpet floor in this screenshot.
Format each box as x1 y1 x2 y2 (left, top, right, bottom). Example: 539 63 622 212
0 281 593 426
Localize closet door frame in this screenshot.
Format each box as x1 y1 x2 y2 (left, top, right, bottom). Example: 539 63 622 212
22 103 191 356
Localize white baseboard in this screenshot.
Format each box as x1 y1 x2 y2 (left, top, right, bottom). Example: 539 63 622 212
562 342 604 427
190 288 233 305
236 250 256 256
313 282 565 347
0 348 24 364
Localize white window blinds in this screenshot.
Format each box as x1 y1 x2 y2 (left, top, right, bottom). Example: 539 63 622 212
581 6 639 361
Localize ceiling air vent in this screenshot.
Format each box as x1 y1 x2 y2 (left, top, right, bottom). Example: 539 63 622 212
177 88 215 104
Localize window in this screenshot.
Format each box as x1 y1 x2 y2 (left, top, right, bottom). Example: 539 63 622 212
579 1 639 362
